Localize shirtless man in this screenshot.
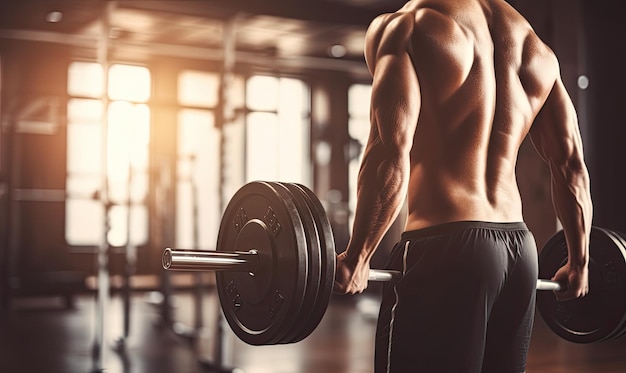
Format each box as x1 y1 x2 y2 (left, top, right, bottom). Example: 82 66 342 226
333 0 593 372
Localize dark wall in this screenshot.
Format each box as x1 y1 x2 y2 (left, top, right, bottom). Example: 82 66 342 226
582 0 626 234
509 0 626 237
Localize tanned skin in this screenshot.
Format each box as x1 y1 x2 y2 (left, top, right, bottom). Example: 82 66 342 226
333 0 592 302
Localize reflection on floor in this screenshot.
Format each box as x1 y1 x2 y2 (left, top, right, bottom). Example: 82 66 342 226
1 289 625 373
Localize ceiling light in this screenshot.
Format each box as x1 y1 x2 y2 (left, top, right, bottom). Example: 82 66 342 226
46 11 63 23
328 44 347 58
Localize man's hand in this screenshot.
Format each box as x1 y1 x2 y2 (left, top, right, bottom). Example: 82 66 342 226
552 262 589 301
333 251 371 295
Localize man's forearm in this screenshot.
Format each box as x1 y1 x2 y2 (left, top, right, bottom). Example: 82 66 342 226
551 163 593 267
346 149 408 263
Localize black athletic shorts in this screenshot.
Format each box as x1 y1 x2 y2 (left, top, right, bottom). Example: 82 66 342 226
375 221 538 373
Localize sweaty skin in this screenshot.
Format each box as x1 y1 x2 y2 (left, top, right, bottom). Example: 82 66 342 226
334 0 592 301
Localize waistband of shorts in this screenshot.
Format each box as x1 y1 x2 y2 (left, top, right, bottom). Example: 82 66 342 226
401 221 528 240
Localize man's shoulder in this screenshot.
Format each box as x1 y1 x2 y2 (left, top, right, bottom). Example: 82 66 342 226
364 11 417 71
366 11 415 40
364 7 455 59
367 7 455 36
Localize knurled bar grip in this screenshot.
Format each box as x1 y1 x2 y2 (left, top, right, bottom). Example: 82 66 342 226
163 248 563 289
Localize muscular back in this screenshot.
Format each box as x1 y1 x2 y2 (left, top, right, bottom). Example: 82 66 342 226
364 0 560 230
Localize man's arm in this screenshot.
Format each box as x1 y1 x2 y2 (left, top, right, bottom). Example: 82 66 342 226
334 13 420 294
529 74 593 300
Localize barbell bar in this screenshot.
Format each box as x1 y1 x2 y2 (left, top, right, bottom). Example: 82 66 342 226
162 248 562 291
162 181 626 346
164 248 399 281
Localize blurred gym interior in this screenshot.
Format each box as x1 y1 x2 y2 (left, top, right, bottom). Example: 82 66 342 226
1 1 625 372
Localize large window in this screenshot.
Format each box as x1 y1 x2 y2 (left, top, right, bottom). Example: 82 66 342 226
66 62 151 247
176 70 226 250
245 76 311 184
66 64 312 251
176 109 220 250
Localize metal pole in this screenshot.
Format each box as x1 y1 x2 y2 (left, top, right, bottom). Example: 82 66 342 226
92 2 115 371
190 155 204 333
216 16 239 370
118 144 136 347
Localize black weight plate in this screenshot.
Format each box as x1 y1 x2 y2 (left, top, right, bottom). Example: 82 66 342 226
602 229 626 341
216 181 308 345
537 226 626 344
277 182 323 344
612 230 626 340
289 183 336 343
584 227 626 343
266 182 319 344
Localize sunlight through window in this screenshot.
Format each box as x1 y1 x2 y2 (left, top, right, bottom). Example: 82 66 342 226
175 70 246 251
66 97 104 245
246 112 280 181
245 76 310 184
108 64 151 102
66 101 103 176
176 109 220 250
66 62 151 247
247 75 279 111
178 71 219 107
68 62 104 98
66 199 105 245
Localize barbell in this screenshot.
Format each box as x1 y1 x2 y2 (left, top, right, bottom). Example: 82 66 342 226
162 181 626 345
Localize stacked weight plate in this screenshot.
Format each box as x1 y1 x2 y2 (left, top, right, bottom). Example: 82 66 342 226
537 226 626 343
271 182 336 344
215 181 336 345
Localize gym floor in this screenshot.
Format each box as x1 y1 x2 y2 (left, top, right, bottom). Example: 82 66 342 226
1 288 625 373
